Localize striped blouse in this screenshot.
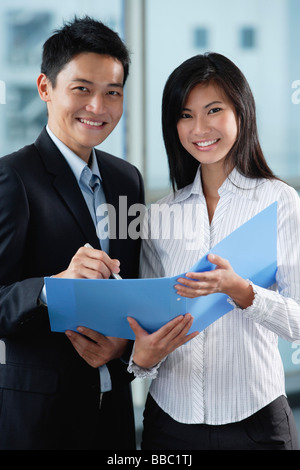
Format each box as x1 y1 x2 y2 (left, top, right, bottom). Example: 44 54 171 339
129 167 300 425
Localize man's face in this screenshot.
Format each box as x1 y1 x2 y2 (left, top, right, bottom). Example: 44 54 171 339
37 52 124 161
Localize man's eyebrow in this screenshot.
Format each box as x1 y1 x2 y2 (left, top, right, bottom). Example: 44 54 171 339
71 79 93 85
71 79 123 88
108 82 124 88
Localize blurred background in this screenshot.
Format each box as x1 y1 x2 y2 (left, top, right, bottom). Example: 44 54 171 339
0 0 299 448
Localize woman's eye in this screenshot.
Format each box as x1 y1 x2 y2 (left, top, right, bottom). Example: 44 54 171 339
180 113 192 119
209 107 221 114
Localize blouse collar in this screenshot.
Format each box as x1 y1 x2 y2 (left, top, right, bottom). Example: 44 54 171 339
172 165 265 204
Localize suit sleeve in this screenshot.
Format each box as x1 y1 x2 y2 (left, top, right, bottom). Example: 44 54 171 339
0 164 46 338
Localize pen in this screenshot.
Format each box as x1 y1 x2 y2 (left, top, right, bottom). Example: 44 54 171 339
84 243 122 280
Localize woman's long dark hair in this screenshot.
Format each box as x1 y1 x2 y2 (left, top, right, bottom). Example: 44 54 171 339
162 53 277 190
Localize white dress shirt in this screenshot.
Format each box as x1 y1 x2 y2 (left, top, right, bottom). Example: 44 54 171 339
129 166 300 425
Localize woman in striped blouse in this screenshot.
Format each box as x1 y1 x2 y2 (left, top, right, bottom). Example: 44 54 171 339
128 53 300 450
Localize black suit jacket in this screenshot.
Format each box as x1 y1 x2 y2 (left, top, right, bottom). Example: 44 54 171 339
0 128 145 450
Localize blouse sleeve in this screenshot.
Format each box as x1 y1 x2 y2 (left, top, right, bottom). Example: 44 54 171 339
239 184 300 342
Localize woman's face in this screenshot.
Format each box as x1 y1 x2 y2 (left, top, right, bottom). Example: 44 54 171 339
176 82 238 170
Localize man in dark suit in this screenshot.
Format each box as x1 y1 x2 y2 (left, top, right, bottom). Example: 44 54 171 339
0 16 144 450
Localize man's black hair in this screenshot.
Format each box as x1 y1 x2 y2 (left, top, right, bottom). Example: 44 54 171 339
41 16 130 86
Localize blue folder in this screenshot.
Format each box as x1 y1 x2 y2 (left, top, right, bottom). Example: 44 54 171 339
45 202 278 339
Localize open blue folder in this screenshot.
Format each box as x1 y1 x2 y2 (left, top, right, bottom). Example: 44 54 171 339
46 202 278 339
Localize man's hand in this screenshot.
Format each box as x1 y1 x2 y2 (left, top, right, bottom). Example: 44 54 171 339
65 327 128 368
54 245 120 280
128 313 199 369
57 246 123 367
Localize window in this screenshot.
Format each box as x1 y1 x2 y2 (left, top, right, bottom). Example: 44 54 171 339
194 27 208 48
240 26 256 49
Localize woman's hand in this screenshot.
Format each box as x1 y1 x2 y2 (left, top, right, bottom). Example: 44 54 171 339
128 314 199 369
175 253 254 309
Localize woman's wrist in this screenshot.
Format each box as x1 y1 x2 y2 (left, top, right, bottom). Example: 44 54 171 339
227 276 255 309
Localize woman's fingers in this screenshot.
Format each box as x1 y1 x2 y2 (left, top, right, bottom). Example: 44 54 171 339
175 254 233 297
127 314 199 369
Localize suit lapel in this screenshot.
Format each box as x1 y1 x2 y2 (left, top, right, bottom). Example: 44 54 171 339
34 128 100 248
52 171 100 248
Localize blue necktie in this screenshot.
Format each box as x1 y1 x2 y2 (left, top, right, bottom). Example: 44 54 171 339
89 174 109 254
80 168 112 399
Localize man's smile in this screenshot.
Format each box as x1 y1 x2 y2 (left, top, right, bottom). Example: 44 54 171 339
77 118 105 127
